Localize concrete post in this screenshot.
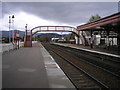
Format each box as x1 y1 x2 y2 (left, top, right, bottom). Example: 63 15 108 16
75 36 78 45
90 30 93 48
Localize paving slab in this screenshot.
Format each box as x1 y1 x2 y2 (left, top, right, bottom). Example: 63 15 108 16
2 43 49 88
40 44 76 89
2 42 76 89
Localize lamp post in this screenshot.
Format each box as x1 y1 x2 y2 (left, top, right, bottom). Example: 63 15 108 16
9 15 15 43
24 24 28 47
9 16 11 43
12 15 15 43
25 24 28 30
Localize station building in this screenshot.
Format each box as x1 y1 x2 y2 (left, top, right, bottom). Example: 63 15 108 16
76 12 120 52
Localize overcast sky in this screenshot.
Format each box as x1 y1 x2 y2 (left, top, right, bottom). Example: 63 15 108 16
1 2 119 31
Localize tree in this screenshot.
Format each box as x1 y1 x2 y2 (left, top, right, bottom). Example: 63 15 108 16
70 33 75 40
88 14 101 23
37 36 51 42
4 37 9 43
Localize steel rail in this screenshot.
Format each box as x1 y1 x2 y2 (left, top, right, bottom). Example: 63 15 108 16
42 43 109 89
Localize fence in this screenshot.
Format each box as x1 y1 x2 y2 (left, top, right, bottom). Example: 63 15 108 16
1 41 38 53
1 42 23 52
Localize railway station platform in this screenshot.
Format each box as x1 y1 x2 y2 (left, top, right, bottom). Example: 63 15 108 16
53 43 120 58
2 42 76 89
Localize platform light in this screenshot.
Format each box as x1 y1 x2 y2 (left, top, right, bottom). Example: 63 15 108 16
25 24 28 30
12 15 15 43
9 16 11 43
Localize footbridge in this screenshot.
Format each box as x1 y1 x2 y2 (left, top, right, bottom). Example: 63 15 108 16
24 12 120 48
24 26 79 47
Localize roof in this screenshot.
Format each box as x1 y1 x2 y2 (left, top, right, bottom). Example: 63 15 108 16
77 12 120 31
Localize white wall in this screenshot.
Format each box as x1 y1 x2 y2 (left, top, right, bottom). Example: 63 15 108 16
105 38 117 46
1 42 24 53
75 36 82 44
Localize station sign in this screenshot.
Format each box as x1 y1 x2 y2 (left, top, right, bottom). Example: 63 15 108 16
14 32 20 39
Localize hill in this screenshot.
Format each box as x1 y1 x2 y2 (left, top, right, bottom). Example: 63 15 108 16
1 30 70 39
1 30 25 37
37 33 62 38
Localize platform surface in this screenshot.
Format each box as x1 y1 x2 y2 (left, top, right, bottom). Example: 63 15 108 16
53 43 120 58
2 43 75 89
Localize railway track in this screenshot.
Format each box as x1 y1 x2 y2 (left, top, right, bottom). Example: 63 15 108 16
54 44 120 77
49 51 103 89
42 42 120 89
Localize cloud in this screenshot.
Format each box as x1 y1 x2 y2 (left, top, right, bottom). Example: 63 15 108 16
1 2 118 30
1 11 75 31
